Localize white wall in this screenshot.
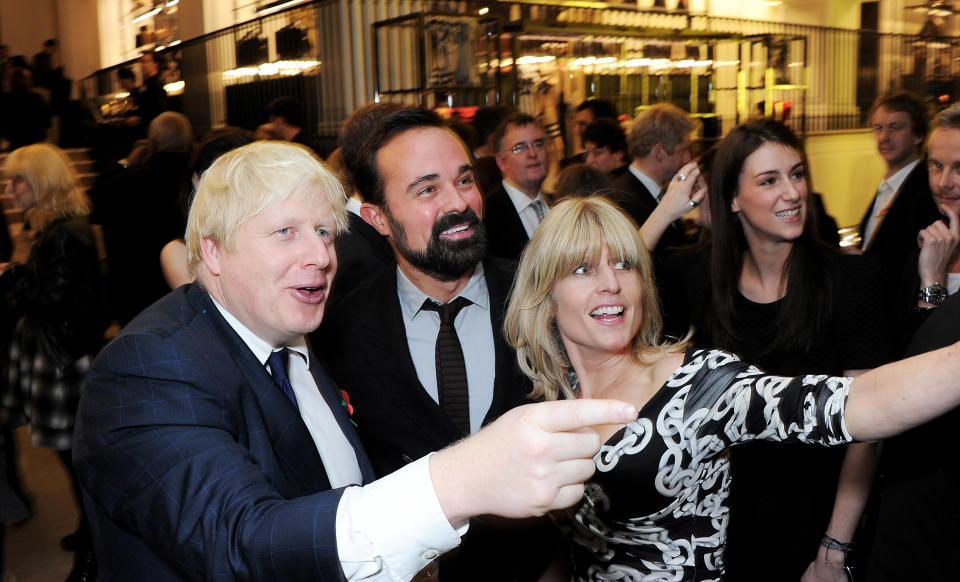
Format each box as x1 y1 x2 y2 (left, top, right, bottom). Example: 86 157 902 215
0 0 99 86
0 0 56 60
58 0 101 82
806 130 886 228
704 0 861 29
203 0 235 34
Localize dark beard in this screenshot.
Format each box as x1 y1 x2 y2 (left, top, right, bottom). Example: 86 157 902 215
386 206 488 282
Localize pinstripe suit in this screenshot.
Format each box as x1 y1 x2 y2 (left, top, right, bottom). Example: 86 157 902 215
74 283 374 581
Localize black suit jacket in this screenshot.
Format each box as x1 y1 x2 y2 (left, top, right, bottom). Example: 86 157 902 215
89 150 191 324
473 154 502 198
75 283 374 580
612 170 690 250
482 183 531 261
330 211 393 306
318 257 530 475
868 292 960 581
316 258 553 581
859 161 941 291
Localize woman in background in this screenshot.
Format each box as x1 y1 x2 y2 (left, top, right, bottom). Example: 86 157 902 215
671 118 891 580
0 143 106 580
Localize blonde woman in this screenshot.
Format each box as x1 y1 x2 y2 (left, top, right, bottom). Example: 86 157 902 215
0 143 105 578
505 196 960 582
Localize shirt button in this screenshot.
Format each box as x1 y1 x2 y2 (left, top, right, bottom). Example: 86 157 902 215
422 549 438 560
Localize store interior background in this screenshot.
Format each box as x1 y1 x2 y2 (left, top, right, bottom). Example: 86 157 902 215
0 0 955 232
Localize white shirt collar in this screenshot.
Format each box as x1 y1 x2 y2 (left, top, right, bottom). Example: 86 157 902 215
345 196 363 217
396 263 489 322
880 158 921 194
501 179 545 210
628 162 663 201
210 296 309 367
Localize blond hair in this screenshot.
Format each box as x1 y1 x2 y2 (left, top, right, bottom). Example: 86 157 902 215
504 196 685 400
185 141 348 274
4 143 89 230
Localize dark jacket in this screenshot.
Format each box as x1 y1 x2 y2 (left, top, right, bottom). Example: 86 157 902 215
75 283 374 581
612 170 691 250
89 150 190 323
10 215 105 365
482 183 530 262
315 257 554 581
859 161 941 293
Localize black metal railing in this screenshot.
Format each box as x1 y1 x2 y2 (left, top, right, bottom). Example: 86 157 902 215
80 0 960 144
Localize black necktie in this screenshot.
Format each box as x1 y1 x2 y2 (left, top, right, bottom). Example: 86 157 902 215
421 297 472 436
268 348 298 410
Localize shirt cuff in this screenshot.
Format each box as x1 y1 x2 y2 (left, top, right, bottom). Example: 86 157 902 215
336 453 465 581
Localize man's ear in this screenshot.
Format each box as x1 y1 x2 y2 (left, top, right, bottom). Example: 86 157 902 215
199 236 223 276
495 152 508 173
360 202 392 237
653 142 665 162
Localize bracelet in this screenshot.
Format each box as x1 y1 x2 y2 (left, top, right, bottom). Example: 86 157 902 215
821 535 854 564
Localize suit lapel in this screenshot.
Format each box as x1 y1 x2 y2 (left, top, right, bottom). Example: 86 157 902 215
309 358 375 483
352 270 463 444
631 175 660 216
483 258 530 425
486 185 532 259
188 286 333 495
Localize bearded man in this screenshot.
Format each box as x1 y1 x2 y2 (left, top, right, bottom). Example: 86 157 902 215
314 107 554 581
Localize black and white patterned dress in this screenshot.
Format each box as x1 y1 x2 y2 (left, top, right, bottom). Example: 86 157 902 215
563 349 854 582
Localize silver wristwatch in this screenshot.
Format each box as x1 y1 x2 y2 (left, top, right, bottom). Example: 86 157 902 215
919 282 948 305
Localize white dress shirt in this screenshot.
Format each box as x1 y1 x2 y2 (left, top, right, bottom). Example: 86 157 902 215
346 195 363 217
501 180 548 238
210 296 463 581
862 158 920 250
629 162 663 202
397 264 495 434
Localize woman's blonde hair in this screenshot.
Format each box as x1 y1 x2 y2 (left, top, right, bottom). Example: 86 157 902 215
504 196 685 401
4 143 89 230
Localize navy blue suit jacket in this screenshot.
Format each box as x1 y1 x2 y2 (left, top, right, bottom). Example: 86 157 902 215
74 283 374 581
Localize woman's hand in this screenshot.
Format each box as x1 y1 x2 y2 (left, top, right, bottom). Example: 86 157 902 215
660 162 707 222
801 545 850 582
917 205 959 303
639 162 707 250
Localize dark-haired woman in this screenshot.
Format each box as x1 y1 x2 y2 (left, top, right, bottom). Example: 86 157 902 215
668 118 892 580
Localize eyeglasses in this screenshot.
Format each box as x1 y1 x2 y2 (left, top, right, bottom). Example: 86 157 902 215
510 139 546 155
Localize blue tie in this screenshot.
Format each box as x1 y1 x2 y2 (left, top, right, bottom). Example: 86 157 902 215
268 348 298 409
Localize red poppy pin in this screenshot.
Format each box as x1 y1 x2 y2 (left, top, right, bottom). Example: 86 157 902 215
339 389 357 427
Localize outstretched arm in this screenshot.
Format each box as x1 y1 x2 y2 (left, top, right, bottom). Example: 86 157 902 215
845 341 960 441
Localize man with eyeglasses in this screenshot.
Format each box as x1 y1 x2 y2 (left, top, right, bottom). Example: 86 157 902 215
484 113 551 261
